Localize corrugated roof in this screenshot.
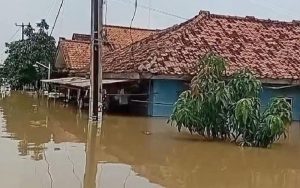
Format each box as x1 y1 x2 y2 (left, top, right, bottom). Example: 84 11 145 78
41 77 131 88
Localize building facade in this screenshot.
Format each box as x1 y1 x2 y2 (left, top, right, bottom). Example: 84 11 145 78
147 80 300 121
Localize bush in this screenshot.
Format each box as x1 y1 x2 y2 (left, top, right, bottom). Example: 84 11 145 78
169 54 292 148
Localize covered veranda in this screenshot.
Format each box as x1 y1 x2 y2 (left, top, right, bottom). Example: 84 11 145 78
41 77 150 115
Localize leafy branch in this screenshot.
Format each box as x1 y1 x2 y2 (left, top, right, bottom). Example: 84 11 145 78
169 53 292 148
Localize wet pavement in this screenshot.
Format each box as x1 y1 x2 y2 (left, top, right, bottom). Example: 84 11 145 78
0 92 300 188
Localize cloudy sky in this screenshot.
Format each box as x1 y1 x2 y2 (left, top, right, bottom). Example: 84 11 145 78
0 0 299 63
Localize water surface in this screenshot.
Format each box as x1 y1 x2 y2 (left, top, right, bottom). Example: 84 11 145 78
0 92 300 188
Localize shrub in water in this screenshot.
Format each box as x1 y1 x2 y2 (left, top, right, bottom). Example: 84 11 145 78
169 53 292 148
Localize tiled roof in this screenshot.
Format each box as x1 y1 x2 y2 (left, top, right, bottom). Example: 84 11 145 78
102 25 159 49
57 25 158 71
103 11 300 80
59 40 90 71
72 25 159 49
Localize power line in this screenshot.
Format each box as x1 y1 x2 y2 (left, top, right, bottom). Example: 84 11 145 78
46 0 60 20
129 0 138 77
56 0 66 37
0 27 21 60
129 0 138 48
50 0 64 36
112 0 188 21
7 27 21 42
130 0 138 29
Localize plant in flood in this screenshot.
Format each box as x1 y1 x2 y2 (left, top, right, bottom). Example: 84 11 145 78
169 53 292 148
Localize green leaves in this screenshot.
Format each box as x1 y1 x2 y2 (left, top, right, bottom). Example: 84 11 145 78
235 98 252 125
169 54 292 148
264 98 292 125
228 70 262 100
1 20 56 88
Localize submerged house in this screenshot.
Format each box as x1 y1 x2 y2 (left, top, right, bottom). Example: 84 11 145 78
55 25 158 77
100 11 300 120
53 25 159 113
53 12 300 120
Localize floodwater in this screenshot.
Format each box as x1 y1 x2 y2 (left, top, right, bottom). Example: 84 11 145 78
1 93 300 188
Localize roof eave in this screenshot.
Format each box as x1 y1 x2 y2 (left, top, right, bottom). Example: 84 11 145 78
261 78 300 86
103 72 192 80
103 72 300 85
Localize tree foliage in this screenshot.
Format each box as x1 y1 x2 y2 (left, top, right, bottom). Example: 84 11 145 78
169 53 292 148
1 19 56 88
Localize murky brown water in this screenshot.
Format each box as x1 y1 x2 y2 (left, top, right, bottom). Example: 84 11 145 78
1 92 300 188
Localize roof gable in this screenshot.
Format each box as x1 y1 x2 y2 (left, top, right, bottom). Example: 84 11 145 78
58 40 90 71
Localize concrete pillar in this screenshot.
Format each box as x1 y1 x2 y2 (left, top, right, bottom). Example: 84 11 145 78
67 88 71 102
77 89 81 108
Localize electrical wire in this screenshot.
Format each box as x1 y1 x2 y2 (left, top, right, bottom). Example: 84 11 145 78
46 0 60 20
129 0 138 64
0 27 21 61
56 0 66 37
7 27 21 42
112 0 188 21
129 0 138 42
140 2 188 21
50 0 65 36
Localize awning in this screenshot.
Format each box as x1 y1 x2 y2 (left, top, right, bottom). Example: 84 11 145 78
41 77 132 89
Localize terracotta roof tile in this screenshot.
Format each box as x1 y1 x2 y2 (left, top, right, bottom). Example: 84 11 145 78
103 11 300 80
57 25 158 71
59 40 90 71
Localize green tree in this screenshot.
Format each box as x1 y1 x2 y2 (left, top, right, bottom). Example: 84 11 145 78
169 53 292 148
1 19 56 88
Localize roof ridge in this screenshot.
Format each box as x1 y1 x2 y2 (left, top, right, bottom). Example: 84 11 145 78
105 24 160 32
72 33 89 36
72 25 160 38
61 38 90 44
204 11 300 26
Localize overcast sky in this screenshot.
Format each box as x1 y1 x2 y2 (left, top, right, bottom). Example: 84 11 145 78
0 0 300 63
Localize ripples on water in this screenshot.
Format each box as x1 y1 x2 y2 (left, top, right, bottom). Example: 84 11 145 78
0 92 300 188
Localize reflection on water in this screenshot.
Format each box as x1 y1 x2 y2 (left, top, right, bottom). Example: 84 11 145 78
0 92 300 188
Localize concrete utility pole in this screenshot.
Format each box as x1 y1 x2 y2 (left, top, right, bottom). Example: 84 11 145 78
89 0 103 123
15 23 30 40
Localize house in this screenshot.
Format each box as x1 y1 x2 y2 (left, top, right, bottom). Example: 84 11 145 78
53 25 159 113
101 11 300 120
55 25 159 77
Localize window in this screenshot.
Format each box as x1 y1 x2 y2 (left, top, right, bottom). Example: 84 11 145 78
284 97 293 107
